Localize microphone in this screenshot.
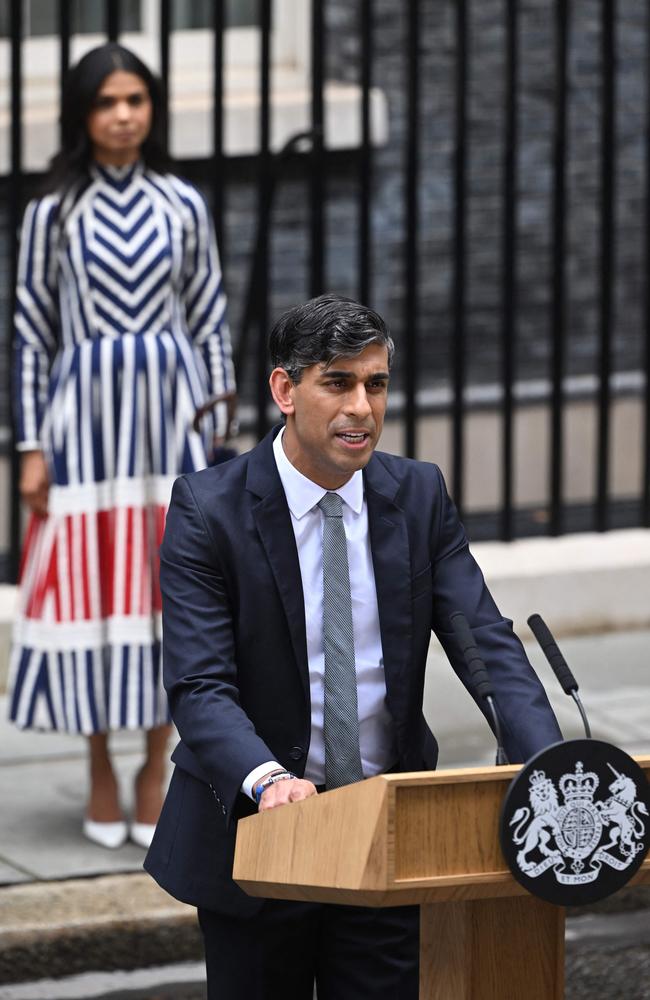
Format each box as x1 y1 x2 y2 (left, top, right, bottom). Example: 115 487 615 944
450 612 509 765
527 613 591 738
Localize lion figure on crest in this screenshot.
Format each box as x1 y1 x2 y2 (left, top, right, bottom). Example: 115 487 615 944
510 771 562 872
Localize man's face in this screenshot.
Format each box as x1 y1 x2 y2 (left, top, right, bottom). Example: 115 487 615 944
270 343 390 489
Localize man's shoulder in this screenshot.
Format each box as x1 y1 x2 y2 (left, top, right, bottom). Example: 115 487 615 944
174 434 277 511
365 451 449 519
176 450 252 503
369 449 445 488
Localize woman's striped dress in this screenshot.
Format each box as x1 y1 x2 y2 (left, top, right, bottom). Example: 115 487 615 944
8 161 235 733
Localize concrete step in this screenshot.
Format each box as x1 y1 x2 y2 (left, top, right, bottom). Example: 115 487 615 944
0 874 201 986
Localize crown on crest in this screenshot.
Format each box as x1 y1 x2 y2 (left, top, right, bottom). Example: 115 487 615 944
529 769 548 788
559 761 598 802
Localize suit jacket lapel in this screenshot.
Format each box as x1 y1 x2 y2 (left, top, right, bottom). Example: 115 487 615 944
247 431 310 705
364 454 413 702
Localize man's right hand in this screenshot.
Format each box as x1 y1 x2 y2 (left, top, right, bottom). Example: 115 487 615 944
258 777 318 813
20 450 49 516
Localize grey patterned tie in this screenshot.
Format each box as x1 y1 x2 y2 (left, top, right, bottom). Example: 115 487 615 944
317 492 364 789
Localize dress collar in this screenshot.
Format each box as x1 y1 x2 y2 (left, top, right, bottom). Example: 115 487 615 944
90 159 143 189
272 427 364 519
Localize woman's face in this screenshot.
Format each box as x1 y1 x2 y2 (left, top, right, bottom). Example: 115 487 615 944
86 69 152 166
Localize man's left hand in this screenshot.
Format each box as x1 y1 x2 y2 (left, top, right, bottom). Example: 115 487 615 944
258 778 317 812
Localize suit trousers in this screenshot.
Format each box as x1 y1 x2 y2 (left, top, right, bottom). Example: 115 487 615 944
197 898 419 1000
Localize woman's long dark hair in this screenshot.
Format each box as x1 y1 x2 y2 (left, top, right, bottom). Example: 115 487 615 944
42 43 171 195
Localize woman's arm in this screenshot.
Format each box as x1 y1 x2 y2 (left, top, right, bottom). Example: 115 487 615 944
13 196 61 513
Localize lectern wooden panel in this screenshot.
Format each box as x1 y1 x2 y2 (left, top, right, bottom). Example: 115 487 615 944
419 896 564 1000
233 757 650 999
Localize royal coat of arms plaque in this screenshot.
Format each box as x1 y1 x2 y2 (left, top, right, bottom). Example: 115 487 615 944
500 739 650 905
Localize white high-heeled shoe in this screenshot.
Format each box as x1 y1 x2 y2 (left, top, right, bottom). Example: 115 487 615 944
129 821 156 849
83 818 128 849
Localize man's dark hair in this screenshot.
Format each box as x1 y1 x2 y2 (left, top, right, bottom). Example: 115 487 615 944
269 294 394 383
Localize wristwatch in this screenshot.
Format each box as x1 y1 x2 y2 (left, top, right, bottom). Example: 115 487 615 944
254 770 296 805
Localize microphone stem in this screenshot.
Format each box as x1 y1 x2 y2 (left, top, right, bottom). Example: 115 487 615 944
486 694 509 765
571 690 592 738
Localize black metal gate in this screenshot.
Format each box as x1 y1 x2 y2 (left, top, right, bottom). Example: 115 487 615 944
2 0 650 582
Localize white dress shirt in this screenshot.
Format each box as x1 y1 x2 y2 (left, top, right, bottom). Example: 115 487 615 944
241 428 396 799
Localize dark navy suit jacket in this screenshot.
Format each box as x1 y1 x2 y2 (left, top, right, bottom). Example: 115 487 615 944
144 428 562 914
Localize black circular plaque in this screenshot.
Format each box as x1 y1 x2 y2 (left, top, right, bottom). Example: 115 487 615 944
499 739 650 906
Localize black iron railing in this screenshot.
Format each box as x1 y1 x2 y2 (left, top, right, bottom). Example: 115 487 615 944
2 0 650 582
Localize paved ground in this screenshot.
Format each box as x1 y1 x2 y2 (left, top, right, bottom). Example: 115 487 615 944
565 909 650 999
0 963 207 999
0 722 159 886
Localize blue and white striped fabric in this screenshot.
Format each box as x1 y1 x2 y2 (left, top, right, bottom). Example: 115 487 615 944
8 161 235 734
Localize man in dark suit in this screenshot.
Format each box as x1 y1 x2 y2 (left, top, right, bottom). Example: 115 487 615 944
145 294 562 999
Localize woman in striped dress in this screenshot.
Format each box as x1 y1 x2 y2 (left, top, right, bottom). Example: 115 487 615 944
9 44 235 849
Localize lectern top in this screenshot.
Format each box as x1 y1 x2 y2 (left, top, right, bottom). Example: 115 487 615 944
233 757 649 907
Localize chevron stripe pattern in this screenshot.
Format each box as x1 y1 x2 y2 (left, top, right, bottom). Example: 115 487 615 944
9 161 235 734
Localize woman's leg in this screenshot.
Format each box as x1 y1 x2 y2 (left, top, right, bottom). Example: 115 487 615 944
134 723 172 824
87 733 123 821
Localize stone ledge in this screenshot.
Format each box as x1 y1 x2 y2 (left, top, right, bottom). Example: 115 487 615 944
474 529 650 637
0 874 201 985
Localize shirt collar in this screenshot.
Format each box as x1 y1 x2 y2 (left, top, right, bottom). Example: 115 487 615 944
273 427 364 519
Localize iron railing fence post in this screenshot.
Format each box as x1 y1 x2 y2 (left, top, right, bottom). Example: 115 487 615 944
159 0 171 150
8 0 23 582
255 0 273 441
644 1 650 527
500 0 518 542
451 0 468 518
107 0 120 41
358 0 373 306
596 0 616 532
211 1 226 257
404 0 420 460
58 0 70 107
310 0 325 298
549 0 569 537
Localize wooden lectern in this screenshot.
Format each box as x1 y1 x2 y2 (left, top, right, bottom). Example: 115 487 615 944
234 757 650 999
